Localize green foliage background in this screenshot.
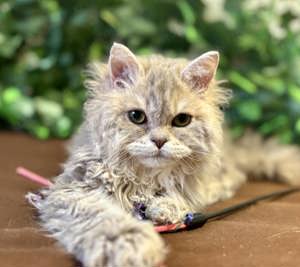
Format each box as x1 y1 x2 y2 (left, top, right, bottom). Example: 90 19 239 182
1 0 300 142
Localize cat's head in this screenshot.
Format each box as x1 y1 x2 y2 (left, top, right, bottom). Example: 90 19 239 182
85 43 229 172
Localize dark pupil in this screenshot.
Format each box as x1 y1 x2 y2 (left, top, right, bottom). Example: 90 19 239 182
128 110 146 124
173 113 191 127
178 114 187 123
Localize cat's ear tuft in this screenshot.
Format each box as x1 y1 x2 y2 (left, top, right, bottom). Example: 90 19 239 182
181 51 219 92
108 43 140 87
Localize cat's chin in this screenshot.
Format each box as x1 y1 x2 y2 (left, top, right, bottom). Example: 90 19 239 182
138 156 174 168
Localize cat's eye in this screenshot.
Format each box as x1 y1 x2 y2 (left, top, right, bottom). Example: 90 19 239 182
172 113 192 127
128 110 147 125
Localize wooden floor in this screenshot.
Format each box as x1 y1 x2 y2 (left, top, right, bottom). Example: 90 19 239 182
1 131 300 267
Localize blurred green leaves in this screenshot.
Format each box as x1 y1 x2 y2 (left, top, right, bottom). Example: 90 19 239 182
237 100 262 122
0 86 77 138
0 0 300 143
0 87 32 125
229 72 257 94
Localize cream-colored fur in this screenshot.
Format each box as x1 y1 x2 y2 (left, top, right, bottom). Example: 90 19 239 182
32 43 300 267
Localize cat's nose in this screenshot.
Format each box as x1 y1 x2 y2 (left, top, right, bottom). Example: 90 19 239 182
151 138 168 149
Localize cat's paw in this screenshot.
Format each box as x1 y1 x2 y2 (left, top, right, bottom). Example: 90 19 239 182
91 221 166 267
145 197 189 225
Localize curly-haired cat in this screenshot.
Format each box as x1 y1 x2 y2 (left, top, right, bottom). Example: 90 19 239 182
31 43 300 267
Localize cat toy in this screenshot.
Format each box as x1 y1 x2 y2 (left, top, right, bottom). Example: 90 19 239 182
17 166 300 233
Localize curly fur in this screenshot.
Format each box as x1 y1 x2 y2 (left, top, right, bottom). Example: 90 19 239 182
33 43 300 267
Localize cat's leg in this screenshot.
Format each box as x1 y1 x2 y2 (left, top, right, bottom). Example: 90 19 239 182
36 180 166 267
230 131 300 185
145 196 190 224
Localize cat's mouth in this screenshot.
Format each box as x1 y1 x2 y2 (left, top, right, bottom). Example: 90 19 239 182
139 153 173 168
142 150 170 159
143 154 167 159
141 154 167 160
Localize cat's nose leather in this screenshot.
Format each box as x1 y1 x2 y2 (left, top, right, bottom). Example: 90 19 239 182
151 138 167 149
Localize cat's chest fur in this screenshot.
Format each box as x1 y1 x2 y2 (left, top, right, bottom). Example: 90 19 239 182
86 159 189 211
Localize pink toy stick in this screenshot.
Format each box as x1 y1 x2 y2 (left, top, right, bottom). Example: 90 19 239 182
154 223 186 233
16 166 53 187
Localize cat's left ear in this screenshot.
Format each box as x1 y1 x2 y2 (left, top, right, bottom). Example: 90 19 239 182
108 43 140 87
181 51 219 92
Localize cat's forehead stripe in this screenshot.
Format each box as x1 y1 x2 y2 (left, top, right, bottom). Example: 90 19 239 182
147 75 188 127
146 78 167 126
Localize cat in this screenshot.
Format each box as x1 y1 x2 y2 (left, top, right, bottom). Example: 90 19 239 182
32 43 300 267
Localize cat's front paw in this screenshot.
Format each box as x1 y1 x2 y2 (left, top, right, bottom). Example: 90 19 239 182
146 197 189 225
91 221 166 267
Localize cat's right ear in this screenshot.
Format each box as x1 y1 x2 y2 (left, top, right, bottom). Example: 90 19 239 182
108 43 140 88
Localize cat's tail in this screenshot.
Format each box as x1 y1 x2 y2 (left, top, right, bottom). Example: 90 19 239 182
228 130 300 185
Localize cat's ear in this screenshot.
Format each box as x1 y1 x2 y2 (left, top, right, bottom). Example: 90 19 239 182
108 43 140 87
181 51 219 92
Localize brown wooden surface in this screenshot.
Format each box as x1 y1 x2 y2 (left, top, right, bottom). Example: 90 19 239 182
1 131 300 267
